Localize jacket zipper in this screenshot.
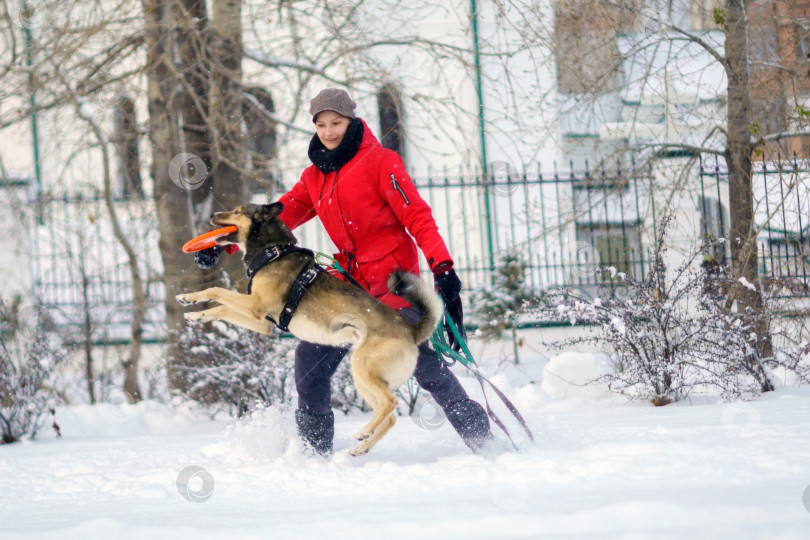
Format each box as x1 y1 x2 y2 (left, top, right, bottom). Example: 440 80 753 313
390 174 410 205
329 170 338 204
318 170 339 206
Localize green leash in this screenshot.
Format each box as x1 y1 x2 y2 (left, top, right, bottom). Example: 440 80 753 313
315 252 347 275
431 294 535 449
316 252 365 290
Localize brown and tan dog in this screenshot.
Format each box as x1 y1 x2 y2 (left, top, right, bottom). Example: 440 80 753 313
176 202 443 456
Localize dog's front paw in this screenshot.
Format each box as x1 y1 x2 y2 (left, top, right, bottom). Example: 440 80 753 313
184 311 212 324
176 293 196 306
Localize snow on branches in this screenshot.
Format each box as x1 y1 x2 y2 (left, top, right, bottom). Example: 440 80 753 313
532 232 810 405
176 322 297 417
0 298 69 443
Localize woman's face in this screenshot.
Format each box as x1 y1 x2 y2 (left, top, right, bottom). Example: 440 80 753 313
314 111 351 150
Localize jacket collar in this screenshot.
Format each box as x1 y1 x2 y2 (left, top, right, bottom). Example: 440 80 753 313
308 117 375 173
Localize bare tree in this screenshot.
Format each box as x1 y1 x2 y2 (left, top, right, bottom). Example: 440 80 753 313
0 0 149 399
140 0 553 388
550 0 810 390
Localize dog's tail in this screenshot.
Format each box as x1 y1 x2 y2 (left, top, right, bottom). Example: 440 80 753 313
387 271 445 344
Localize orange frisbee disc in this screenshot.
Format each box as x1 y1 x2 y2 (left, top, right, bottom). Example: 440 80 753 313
182 226 238 253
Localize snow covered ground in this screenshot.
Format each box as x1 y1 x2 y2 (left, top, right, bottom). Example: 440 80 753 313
2 354 810 540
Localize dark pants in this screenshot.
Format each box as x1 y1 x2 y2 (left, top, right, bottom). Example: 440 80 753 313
294 308 491 453
294 339 469 415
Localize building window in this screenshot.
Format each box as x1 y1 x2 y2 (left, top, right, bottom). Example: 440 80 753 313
377 84 406 158
750 26 780 64
576 224 642 280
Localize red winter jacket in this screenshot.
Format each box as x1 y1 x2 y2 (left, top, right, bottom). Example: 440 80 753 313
278 119 452 310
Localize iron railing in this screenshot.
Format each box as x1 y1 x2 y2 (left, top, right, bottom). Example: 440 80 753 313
25 154 810 340
28 191 165 342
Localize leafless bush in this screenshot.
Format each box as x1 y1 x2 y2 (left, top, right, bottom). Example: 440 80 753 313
176 322 296 417
533 232 810 405
0 298 70 443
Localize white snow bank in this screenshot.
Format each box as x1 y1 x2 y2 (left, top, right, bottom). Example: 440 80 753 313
4 389 810 539
540 351 613 403
3 352 810 540
50 399 223 441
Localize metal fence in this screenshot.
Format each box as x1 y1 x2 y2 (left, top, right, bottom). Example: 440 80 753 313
26 154 810 340
29 191 166 342
699 153 810 297
293 160 657 301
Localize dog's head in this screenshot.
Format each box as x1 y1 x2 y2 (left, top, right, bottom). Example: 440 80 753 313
211 202 297 255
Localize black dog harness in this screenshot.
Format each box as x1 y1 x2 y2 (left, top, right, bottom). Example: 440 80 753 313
246 244 325 333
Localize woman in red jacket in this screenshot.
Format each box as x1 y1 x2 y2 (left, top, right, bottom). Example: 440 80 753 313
198 89 492 455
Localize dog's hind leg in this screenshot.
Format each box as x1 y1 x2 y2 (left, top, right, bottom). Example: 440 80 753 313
351 377 378 441
349 352 396 441
348 340 418 454
348 361 399 456
349 413 397 457
185 306 274 334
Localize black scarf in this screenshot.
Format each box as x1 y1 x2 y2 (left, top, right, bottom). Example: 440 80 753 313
308 117 365 173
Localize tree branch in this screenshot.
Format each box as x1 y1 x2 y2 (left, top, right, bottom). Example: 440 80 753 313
242 92 311 135
759 130 810 143
243 48 325 75
638 142 726 156
668 26 726 70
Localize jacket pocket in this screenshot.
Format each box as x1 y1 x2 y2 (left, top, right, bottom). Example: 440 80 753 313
354 246 400 297
354 241 396 263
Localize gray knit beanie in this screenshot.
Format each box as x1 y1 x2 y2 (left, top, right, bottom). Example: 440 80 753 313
310 88 356 122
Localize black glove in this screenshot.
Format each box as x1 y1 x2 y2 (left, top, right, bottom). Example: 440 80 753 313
194 245 224 270
434 268 466 352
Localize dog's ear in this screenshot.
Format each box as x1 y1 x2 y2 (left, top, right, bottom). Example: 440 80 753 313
253 202 284 222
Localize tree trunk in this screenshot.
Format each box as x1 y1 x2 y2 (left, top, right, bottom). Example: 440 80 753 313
143 0 249 392
143 0 211 392
81 271 95 404
209 0 250 286
723 0 774 392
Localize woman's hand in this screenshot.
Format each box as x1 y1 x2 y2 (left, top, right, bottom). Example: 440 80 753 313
434 266 467 352
194 245 224 270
